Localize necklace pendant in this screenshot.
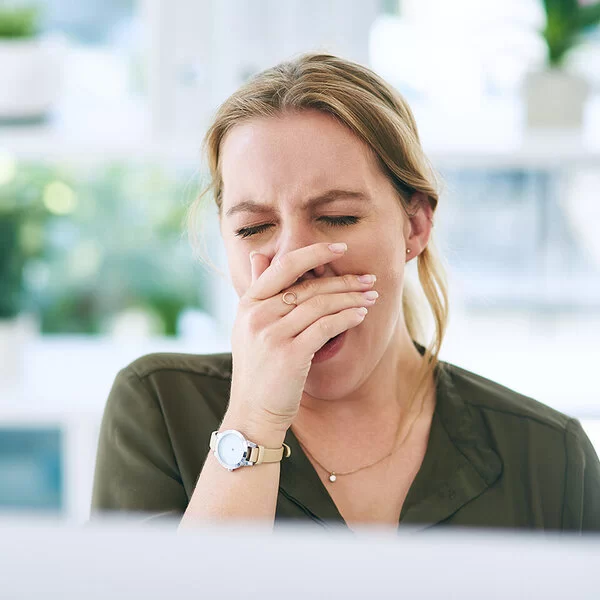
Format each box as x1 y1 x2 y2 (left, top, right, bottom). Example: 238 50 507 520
329 473 337 483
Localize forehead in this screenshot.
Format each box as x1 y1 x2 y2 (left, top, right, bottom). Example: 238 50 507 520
219 110 384 210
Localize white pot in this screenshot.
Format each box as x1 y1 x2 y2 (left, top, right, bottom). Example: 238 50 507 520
0 33 67 121
523 70 589 130
0 312 38 389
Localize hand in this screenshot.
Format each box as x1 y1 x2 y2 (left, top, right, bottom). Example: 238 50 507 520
228 242 379 432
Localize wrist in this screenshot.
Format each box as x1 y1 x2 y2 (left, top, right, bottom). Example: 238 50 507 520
220 407 290 449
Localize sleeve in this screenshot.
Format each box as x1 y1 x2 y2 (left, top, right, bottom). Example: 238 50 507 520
561 418 600 532
90 366 188 522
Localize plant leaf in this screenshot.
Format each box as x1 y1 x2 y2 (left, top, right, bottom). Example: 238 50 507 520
578 2 600 29
0 6 41 39
543 0 580 21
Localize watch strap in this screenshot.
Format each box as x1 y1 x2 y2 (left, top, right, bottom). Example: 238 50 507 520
248 442 292 465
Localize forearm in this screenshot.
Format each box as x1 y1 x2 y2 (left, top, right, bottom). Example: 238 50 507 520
179 407 288 529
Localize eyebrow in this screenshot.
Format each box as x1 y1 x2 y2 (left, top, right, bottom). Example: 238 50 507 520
225 189 369 218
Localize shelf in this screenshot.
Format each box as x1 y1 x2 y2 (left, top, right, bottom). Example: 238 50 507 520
417 96 600 169
2 98 600 169
0 333 230 424
0 323 597 421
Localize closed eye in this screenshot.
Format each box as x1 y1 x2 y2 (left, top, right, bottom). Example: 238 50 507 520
234 216 360 239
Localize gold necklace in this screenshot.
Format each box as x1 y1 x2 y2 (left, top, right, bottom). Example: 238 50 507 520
292 384 433 483
293 432 397 483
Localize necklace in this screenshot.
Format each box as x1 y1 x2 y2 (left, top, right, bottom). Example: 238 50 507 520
293 432 397 483
292 384 434 484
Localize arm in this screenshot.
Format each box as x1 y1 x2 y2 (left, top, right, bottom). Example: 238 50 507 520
561 418 600 532
91 367 188 520
178 403 287 530
92 365 286 528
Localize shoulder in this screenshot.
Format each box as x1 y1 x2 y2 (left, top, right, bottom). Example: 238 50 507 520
435 361 600 531
123 351 233 382
104 352 234 426
441 361 572 433
102 352 234 447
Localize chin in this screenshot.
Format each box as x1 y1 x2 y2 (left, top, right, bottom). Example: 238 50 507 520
303 373 358 402
305 332 362 398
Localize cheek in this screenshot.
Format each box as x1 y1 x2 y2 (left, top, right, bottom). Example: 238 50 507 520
367 227 405 274
231 274 247 298
370 247 406 307
235 270 252 298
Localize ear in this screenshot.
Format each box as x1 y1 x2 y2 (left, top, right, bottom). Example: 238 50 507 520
404 192 433 261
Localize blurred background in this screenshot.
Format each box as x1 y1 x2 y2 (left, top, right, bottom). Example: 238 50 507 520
0 0 599 524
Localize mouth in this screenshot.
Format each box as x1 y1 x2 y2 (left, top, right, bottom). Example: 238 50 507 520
293 271 313 287
293 266 334 288
313 331 347 363
314 334 340 353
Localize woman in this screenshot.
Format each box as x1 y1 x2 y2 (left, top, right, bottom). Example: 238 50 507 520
91 53 600 532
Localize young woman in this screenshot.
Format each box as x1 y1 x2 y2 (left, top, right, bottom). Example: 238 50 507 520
92 53 600 532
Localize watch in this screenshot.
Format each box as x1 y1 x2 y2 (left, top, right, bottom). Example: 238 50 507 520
209 429 291 471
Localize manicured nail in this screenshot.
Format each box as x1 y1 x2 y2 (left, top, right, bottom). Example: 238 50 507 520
328 243 347 253
363 290 379 300
357 274 376 284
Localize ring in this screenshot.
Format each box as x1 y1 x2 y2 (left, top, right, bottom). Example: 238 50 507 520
282 291 298 306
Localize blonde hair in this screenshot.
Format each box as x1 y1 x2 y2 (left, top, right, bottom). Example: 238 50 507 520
187 52 449 421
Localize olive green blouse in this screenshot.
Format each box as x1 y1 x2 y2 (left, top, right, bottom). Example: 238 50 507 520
90 352 600 531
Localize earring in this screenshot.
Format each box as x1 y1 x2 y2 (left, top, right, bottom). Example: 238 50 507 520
406 248 411 254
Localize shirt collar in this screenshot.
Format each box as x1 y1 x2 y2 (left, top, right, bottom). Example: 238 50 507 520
279 361 503 530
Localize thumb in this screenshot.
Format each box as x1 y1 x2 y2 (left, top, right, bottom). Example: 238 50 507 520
249 251 270 284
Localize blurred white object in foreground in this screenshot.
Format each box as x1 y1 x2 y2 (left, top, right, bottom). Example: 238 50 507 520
0 517 599 599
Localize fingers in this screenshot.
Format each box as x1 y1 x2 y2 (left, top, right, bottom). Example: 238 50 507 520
273 289 378 338
294 307 368 353
250 251 271 285
243 269 378 337
288 272 376 306
248 242 349 301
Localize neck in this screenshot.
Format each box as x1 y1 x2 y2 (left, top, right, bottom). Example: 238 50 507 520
293 324 428 448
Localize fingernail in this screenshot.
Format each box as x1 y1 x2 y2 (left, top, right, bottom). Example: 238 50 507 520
357 274 376 284
249 251 258 262
328 243 347 253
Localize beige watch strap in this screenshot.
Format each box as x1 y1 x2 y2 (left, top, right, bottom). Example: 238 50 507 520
248 442 292 465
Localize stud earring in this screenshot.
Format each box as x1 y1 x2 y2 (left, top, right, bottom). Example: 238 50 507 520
406 248 411 254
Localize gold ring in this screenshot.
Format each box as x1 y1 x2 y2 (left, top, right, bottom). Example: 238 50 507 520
282 291 298 306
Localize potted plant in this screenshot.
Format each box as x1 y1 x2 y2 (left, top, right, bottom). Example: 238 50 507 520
0 3 66 122
524 0 600 129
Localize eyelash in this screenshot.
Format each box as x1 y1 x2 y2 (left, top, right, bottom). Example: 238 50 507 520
234 216 361 239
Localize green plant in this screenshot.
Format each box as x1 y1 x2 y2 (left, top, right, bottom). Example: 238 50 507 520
543 0 600 66
43 162 207 334
0 163 51 319
0 4 41 39
0 213 24 317
0 160 210 334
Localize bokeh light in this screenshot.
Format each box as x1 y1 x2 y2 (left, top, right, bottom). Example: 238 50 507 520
43 181 78 215
0 151 17 187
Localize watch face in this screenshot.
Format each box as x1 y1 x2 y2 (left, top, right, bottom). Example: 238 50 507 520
216 431 246 468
